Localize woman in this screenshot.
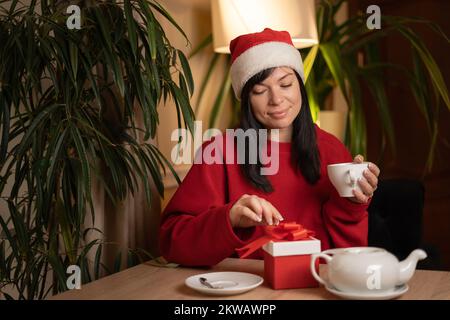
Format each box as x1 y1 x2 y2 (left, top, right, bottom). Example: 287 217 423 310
159 28 380 266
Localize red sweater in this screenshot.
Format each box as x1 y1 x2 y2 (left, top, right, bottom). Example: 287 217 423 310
159 125 368 266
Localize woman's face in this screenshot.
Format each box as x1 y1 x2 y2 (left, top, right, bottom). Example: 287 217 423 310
249 67 301 141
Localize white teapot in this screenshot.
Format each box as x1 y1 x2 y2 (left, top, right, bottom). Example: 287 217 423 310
310 247 427 294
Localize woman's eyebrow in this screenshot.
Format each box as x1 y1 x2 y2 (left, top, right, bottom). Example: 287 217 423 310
257 73 294 87
277 73 295 81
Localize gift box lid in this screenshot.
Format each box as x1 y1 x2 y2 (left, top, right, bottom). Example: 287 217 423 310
262 237 321 257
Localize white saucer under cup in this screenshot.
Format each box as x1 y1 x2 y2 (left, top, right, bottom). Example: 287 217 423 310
185 272 263 296
325 284 409 300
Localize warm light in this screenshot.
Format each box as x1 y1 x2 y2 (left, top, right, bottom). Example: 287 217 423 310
211 0 319 53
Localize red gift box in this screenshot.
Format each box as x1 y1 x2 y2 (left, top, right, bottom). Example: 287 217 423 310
236 222 321 290
262 237 321 290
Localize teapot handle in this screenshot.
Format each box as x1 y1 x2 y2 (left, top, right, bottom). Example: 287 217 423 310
310 253 332 286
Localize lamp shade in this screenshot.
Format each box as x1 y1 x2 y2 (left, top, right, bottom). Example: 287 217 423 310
211 0 318 53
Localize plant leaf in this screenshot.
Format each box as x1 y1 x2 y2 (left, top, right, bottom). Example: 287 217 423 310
209 65 231 128
319 41 349 103
188 33 212 59
177 49 194 97
195 53 219 113
397 27 450 110
124 0 138 59
303 44 319 82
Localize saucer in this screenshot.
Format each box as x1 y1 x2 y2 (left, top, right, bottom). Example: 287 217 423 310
325 284 409 300
185 272 263 296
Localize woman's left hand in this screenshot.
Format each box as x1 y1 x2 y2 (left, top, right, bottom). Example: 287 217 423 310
348 155 380 204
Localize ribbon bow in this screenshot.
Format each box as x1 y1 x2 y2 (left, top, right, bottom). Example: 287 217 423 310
236 222 315 259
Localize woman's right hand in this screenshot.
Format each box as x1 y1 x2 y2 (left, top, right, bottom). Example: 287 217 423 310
229 194 284 228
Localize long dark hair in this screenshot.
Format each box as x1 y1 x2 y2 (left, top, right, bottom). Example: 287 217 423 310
239 68 321 193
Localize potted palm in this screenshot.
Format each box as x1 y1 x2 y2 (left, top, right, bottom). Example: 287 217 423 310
0 0 194 299
191 0 449 170
302 0 449 166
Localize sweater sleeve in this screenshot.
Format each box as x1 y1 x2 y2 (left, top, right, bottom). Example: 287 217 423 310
321 133 369 248
158 139 250 267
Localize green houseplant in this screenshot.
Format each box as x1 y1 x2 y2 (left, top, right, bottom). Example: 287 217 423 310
0 0 194 299
192 0 449 170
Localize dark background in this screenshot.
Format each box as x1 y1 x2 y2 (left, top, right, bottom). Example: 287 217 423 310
349 0 450 270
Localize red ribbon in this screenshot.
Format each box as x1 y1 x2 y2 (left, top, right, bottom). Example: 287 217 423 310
236 222 315 259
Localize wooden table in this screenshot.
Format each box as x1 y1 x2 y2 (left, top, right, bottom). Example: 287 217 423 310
52 258 450 300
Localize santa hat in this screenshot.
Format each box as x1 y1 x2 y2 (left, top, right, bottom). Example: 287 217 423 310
229 28 304 100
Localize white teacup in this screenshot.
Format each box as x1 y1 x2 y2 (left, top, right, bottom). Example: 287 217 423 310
327 162 369 197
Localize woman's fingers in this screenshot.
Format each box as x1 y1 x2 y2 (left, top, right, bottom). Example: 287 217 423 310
243 196 263 221
264 199 284 223
250 197 273 225
354 154 364 163
258 197 285 226
353 156 380 192
239 206 262 224
346 156 381 204
261 202 274 225
358 177 374 198
352 188 371 203
230 194 284 227
230 195 261 228
353 156 380 177
231 205 262 228
363 169 378 189
244 196 282 226
367 162 380 177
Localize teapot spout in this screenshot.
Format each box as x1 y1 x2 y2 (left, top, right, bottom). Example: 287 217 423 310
397 249 427 285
